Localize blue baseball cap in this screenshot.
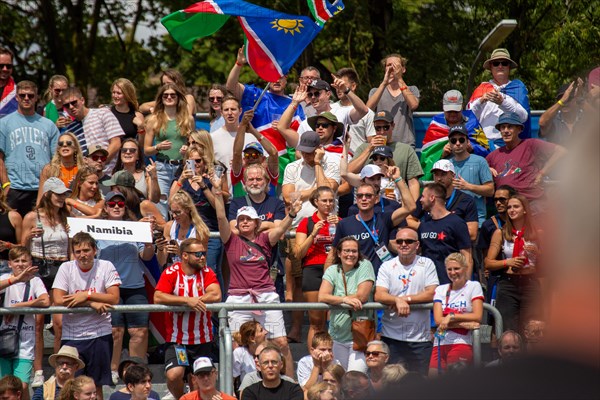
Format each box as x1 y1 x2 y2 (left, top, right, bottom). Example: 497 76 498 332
495 112 524 130
243 142 264 154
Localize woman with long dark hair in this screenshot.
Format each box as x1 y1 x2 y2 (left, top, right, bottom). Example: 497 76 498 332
485 194 542 332
318 237 375 372
112 138 160 203
208 84 226 132
0 186 22 275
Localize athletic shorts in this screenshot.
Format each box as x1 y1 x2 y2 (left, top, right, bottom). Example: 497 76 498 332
62 334 113 386
0 358 33 383
164 342 216 373
226 291 286 338
302 264 324 292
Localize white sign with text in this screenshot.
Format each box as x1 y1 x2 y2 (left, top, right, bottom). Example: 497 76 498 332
67 217 153 243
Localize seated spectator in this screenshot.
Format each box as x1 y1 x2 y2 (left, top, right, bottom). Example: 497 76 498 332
306 382 334 400
0 376 24 400
486 330 524 367
379 364 408 389
322 364 344 399
233 320 268 392
340 371 373 400
112 138 160 203
0 246 47 399
37 132 85 204
122 365 157 400
365 340 391 391
56 376 96 400
297 332 339 393
31 346 84 400
429 253 483 377
108 357 160 400
238 342 296 396
240 345 303 400
182 358 236 400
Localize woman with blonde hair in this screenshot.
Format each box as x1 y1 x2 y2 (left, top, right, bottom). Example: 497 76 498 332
144 83 194 218
37 132 85 204
65 166 103 218
43 75 70 128
307 382 335 400
57 376 96 400
157 190 209 267
110 78 145 144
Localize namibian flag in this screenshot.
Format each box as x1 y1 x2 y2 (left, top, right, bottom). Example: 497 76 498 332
0 77 17 118
420 110 489 181
307 0 345 27
468 79 531 138
141 256 168 344
162 0 344 83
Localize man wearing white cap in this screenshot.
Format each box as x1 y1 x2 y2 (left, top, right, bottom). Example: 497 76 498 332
32 346 84 400
345 164 401 217
180 357 236 400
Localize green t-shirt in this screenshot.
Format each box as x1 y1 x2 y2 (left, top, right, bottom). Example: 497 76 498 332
322 259 375 343
156 119 187 161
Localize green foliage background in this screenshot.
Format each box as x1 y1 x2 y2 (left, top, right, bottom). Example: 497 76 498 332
1 0 598 110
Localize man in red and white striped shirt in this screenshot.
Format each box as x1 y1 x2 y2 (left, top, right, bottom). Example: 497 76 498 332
154 238 221 400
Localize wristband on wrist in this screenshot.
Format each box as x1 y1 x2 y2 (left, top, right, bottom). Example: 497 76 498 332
399 86 408 91
7 277 12 285
503 259 507 268
557 100 565 107
394 177 402 183
1 182 10 189
288 213 296 219
235 61 244 67
176 181 183 187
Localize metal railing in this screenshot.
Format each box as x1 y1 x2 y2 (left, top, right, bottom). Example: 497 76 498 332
0 302 502 395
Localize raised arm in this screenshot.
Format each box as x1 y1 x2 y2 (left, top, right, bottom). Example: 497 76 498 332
340 135 361 187
267 198 301 246
248 119 279 178
366 65 393 111
389 166 417 226
210 175 231 243
331 74 368 123
231 110 254 177
226 46 247 100
276 84 307 148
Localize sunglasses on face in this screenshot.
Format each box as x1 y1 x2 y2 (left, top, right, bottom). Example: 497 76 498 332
315 122 331 129
494 197 508 203
106 201 125 208
58 140 73 147
208 96 223 102
90 154 107 162
365 351 387 357
396 239 418 245
371 155 387 162
18 93 35 99
185 251 207 258
492 60 510 67
189 158 203 164
374 125 391 131
0 64 13 70
162 93 177 99
243 152 261 160
450 137 467 144
356 193 374 199
63 99 79 108
171 210 184 216
53 88 65 94
121 147 137 154
306 91 322 98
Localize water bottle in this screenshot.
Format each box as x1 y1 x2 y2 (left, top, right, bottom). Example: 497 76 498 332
328 222 336 238
524 241 537 267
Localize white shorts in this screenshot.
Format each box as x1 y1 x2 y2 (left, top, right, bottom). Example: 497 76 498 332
226 291 287 339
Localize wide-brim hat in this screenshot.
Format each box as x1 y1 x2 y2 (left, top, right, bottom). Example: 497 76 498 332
48 345 85 370
307 111 344 138
483 48 518 70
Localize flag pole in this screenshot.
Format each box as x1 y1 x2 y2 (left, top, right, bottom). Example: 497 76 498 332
252 83 271 112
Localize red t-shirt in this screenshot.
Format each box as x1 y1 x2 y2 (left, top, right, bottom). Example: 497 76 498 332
181 391 236 400
486 139 555 200
155 263 218 345
296 213 334 266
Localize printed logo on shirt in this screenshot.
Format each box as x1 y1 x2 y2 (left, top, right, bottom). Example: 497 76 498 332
240 247 265 263
498 160 522 177
420 231 446 240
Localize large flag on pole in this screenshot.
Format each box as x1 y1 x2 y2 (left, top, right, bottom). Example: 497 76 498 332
162 0 344 82
0 77 17 118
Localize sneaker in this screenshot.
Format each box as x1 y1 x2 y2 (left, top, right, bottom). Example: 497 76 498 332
111 371 119 385
31 371 44 388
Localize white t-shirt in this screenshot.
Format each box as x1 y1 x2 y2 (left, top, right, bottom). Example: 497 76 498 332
232 346 256 382
282 154 341 227
52 259 121 340
297 106 354 137
210 126 256 190
376 255 439 342
433 280 484 346
0 276 47 359
296 355 341 388
331 102 376 153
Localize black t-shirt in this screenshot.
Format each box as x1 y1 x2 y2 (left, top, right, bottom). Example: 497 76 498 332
418 213 471 284
477 214 503 250
228 195 286 223
241 379 303 400
413 189 478 223
333 211 396 274
181 177 218 231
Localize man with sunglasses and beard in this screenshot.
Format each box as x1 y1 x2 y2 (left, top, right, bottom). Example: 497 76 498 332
154 238 222 400
374 227 439 375
0 80 59 216
447 125 494 226
61 87 124 176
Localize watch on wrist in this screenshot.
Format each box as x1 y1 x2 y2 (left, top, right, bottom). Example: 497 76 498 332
288 213 297 219
344 87 351 95
449 312 456 321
